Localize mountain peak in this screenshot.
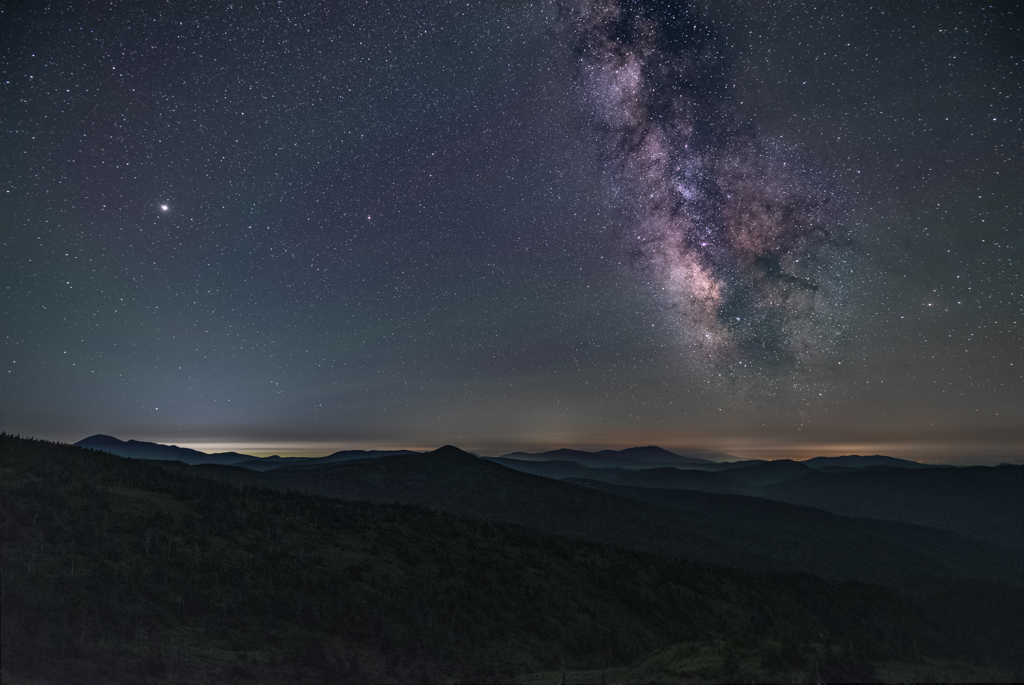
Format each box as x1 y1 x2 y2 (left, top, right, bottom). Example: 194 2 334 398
803 455 926 469
427 445 477 459
78 434 127 446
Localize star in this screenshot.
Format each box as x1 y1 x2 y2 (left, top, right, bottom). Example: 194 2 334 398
160 204 169 212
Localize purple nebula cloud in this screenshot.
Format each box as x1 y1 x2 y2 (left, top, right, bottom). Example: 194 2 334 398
567 0 849 365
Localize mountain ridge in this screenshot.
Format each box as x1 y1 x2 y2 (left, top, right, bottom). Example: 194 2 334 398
498 446 719 468
74 434 417 470
802 454 929 469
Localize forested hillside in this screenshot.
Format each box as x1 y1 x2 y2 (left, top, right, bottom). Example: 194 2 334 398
2 435 1021 683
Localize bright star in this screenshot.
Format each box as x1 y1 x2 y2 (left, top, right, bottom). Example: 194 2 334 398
160 204 169 211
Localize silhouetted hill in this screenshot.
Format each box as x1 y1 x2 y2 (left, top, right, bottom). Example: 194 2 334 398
803 454 930 469
322 448 418 461
614 446 716 464
711 459 816 486
75 434 416 471
253 449 419 471
75 434 259 466
10 434 1017 682
498 446 714 468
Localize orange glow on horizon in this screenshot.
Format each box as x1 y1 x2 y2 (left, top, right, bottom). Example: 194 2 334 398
155 437 1021 465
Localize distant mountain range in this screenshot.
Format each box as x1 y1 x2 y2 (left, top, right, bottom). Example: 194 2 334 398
75 434 1021 549
77 434 929 472
497 446 725 468
74 436 737 471
74 434 416 470
801 454 930 469
494 448 933 471
491 455 1018 548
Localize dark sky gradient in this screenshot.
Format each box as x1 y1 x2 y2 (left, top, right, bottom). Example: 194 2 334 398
2 0 1021 462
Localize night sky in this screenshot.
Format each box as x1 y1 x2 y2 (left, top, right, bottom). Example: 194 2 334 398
3 0 1021 462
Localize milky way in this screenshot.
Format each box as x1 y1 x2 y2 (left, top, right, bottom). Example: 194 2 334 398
568 0 848 366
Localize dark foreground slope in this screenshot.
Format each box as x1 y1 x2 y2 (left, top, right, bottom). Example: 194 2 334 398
6 435 1017 684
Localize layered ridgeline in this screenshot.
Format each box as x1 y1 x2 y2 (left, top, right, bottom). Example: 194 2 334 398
489 451 1022 549
75 434 417 472
3 435 1022 683
74 435 1023 548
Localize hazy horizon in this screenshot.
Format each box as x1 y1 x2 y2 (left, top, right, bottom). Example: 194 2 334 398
50 430 1020 465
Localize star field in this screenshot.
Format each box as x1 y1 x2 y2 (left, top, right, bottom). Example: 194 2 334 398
2 0 1021 462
